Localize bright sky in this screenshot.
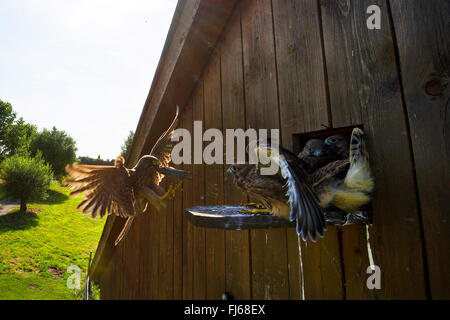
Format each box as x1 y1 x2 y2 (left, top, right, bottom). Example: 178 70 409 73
0 0 178 160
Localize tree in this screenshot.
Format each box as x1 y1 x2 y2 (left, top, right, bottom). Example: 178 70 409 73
121 130 134 160
2 117 37 158
0 154 53 212
0 100 16 146
78 156 114 166
30 127 77 179
1 100 37 159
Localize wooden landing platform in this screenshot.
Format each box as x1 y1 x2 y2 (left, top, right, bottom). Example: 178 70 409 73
185 205 372 231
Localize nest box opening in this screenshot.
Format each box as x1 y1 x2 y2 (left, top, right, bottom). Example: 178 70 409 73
292 125 360 155
293 124 373 221
185 124 373 231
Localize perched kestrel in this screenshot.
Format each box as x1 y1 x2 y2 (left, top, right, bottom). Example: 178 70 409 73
227 144 326 242
64 107 188 245
228 128 373 241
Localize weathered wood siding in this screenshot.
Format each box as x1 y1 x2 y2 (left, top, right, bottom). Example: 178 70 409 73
98 0 449 299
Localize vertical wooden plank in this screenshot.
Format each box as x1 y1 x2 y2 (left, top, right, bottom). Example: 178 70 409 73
117 226 126 299
203 50 226 300
182 100 194 300
272 0 344 300
173 121 184 299
320 0 427 299
138 205 151 298
124 215 142 299
220 7 252 300
107 234 117 299
157 180 168 299
272 0 330 132
158 178 174 299
149 197 161 299
191 82 207 300
99 257 112 299
389 0 450 299
115 216 133 299
241 0 290 300
110 232 119 299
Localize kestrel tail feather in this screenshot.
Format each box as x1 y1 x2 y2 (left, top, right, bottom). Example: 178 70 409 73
349 127 369 163
115 217 134 246
345 128 374 193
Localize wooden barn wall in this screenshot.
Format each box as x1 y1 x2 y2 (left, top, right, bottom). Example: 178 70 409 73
99 0 449 300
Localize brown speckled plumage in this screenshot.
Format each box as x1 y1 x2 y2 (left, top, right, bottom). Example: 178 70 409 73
64 107 188 245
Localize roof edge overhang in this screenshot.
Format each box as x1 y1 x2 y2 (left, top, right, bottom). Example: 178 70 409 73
90 0 238 283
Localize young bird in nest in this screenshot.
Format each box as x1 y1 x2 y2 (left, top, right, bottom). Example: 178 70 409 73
324 134 349 159
227 143 326 242
297 139 337 173
64 106 188 246
311 128 374 212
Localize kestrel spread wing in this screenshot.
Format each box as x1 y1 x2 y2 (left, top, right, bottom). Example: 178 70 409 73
116 106 187 246
280 148 327 241
64 157 135 218
256 144 326 242
65 106 188 246
149 105 180 185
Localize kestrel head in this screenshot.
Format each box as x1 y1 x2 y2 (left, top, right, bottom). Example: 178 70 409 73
299 139 330 158
227 164 242 175
134 155 161 171
324 134 349 159
226 164 251 178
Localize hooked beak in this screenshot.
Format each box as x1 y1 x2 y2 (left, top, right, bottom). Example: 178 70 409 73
157 166 190 179
314 150 322 157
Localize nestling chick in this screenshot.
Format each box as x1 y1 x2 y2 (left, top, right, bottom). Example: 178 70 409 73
324 134 349 159
298 139 336 173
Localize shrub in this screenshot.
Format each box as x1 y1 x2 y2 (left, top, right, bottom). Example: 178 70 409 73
0 154 54 212
30 127 77 179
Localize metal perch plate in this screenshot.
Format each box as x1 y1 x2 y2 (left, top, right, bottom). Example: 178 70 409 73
185 205 372 231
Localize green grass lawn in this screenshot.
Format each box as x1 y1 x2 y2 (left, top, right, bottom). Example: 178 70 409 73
0 182 105 300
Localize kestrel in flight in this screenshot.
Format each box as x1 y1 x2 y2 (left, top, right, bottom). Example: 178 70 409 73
64 107 188 245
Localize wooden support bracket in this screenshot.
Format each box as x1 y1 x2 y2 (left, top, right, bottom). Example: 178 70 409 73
185 205 372 231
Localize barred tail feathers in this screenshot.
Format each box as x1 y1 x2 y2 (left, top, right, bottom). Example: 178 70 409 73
345 128 374 193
